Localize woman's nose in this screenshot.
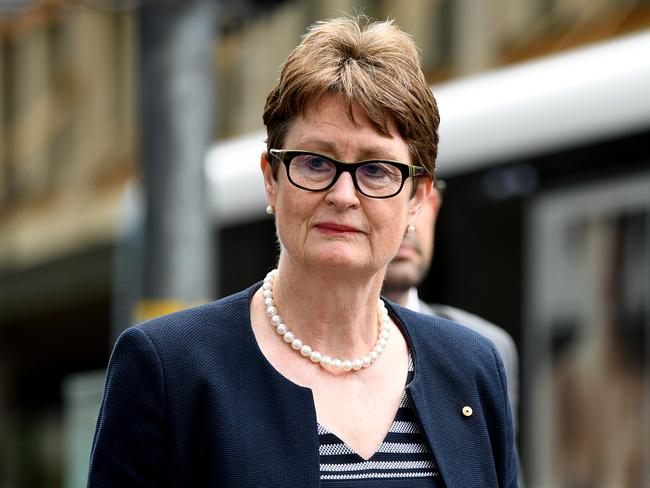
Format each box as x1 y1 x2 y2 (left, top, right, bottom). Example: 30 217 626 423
325 171 360 208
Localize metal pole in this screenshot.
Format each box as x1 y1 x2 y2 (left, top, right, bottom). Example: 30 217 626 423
136 0 217 325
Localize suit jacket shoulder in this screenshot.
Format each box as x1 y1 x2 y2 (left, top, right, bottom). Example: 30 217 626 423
425 302 517 367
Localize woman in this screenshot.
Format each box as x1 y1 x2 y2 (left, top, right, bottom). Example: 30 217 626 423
88 16 518 488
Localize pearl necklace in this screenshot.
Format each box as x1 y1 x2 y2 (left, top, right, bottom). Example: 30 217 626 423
262 269 391 372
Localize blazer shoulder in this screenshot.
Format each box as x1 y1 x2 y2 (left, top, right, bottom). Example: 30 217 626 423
389 301 497 359
387 301 506 393
138 285 253 329
429 303 516 351
120 284 259 360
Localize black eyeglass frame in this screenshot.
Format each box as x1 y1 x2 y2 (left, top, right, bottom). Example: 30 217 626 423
269 149 430 199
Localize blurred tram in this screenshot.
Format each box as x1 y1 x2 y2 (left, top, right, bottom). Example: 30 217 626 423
205 30 650 486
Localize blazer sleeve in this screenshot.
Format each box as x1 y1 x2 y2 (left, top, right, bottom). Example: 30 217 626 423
87 327 169 487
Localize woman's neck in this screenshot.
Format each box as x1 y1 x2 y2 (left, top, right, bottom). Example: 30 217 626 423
269 258 386 359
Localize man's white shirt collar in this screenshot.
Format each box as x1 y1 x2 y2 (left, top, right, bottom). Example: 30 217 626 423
405 287 421 313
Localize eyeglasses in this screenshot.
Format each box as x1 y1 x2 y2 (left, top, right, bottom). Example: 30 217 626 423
269 149 428 199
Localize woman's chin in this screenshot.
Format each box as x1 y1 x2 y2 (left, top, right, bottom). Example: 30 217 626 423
304 245 372 272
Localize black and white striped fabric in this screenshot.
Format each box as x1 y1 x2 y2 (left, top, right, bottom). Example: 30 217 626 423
318 357 441 487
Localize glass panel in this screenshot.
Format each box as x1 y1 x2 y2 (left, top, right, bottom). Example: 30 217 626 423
525 171 650 487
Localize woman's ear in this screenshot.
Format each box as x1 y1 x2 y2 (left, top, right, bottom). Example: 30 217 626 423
408 176 433 221
260 151 277 205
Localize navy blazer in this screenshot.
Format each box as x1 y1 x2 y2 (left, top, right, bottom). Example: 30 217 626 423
88 284 518 487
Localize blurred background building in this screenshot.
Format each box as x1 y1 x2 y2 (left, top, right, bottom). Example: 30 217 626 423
1 0 649 486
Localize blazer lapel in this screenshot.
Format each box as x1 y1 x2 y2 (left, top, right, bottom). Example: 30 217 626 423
390 304 499 488
408 374 495 487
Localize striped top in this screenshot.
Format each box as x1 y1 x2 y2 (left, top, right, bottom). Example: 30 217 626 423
318 356 441 487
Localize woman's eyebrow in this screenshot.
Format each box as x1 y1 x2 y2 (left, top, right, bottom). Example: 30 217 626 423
356 145 400 161
290 138 337 154
291 139 400 161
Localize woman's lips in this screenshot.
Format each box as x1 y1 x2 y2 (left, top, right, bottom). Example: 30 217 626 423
315 222 362 234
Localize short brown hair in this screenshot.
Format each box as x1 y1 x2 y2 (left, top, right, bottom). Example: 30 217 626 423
263 16 440 178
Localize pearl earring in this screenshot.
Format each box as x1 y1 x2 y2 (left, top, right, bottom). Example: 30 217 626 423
266 204 274 215
406 224 415 235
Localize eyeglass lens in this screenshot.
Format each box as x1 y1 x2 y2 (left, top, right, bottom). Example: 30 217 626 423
289 153 403 197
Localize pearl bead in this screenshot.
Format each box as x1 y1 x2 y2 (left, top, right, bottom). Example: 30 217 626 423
352 359 363 370
378 337 388 348
380 330 389 340
309 350 321 362
262 290 272 299
342 360 353 371
283 331 295 343
331 359 343 370
291 338 303 350
264 297 274 307
271 315 282 326
300 345 312 357
362 356 371 367
265 306 277 317
262 282 272 291
276 323 288 335
370 351 378 361
321 356 332 367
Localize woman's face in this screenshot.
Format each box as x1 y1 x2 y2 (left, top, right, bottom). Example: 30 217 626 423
261 94 431 276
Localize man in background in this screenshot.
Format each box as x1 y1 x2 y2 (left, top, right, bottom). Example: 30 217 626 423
383 182 519 426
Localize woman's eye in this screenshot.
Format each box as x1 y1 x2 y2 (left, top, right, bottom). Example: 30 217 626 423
304 156 332 171
360 163 390 178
